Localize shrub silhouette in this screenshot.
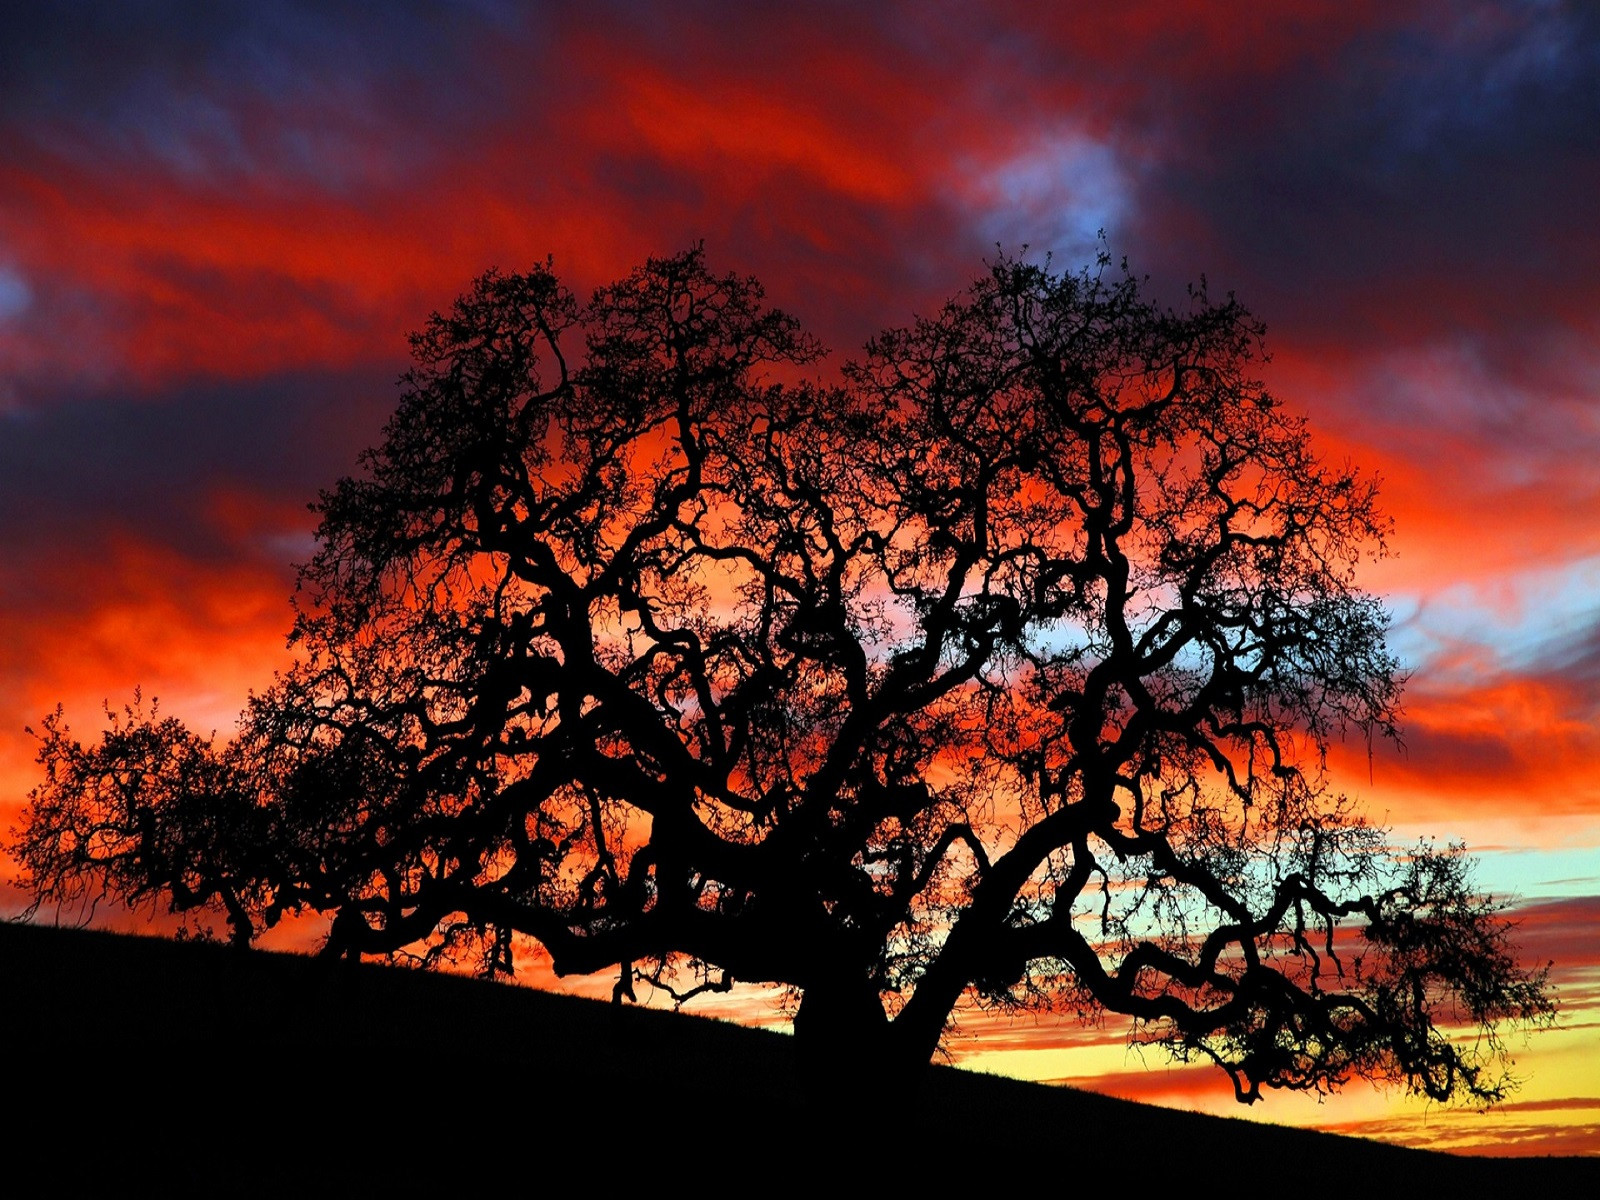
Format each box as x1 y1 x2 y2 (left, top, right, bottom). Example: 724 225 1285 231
13 246 1553 1102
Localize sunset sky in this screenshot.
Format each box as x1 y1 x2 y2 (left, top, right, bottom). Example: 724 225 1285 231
2 0 1596 1155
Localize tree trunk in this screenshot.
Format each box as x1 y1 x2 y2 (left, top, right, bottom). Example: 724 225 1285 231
792 981 932 1108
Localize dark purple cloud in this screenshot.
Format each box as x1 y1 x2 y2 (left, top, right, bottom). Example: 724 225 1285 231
0 367 393 570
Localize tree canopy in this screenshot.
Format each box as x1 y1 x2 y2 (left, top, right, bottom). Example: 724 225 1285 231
12 247 1553 1103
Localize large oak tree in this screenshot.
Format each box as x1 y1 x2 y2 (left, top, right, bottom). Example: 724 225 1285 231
14 247 1552 1103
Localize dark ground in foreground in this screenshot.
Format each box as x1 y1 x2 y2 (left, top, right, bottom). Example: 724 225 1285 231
2 921 1592 1195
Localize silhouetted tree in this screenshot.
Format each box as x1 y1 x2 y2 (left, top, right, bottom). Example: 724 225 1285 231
12 247 1553 1103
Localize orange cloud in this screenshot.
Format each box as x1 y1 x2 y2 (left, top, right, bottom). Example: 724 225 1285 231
0 534 297 881
1328 673 1600 824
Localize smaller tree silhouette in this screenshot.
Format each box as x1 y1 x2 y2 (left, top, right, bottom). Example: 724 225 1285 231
13 247 1553 1103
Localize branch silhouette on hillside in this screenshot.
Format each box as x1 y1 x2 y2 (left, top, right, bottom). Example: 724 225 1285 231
12 246 1554 1103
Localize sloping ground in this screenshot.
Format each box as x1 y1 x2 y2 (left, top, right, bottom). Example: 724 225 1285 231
3 921 1593 1195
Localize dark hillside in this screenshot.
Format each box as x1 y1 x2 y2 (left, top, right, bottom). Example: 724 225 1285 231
3 922 1591 1194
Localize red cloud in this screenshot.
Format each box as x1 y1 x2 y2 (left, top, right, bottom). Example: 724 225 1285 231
1329 671 1600 822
